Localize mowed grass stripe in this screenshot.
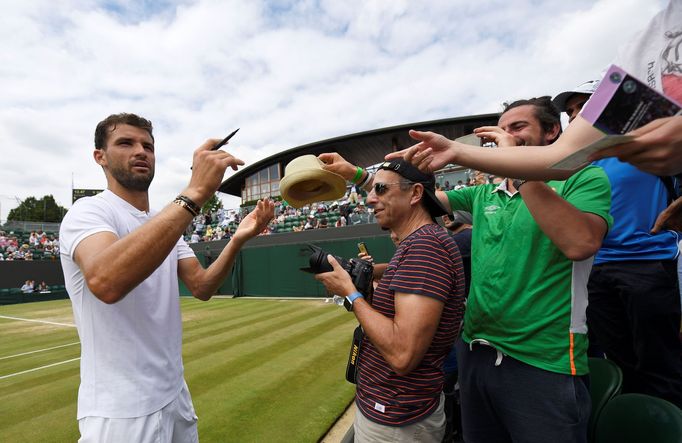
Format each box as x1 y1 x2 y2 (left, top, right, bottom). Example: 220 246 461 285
182 301 304 342
0 353 80 397
184 308 353 395
0 321 79 374
0 344 81 376
181 301 299 334
0 301 78 359
0 299 75 322
1 363 79 414
195 347 355 443
181 297 293 318
0 341 79 360
0 317 76 338
180 298 268 322
187 307 352 389
1 401 79 442
0 330 78 360
182 305 345 362
189 315 356 442
191 311 352 402
0 363 80 442
0 299 358 442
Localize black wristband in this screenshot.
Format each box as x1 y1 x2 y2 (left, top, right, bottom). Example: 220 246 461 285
173 198 198 217
176 195 201 215
357 170 370 187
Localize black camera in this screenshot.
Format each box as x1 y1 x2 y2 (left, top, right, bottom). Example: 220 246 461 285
301 244 374 298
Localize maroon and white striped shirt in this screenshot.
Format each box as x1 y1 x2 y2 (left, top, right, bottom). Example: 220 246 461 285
356 223 465 426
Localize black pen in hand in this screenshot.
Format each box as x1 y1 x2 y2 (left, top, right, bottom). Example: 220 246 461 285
191 128 239 169
212 128 240 150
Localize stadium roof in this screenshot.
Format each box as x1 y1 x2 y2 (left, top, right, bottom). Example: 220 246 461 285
218 112 500 198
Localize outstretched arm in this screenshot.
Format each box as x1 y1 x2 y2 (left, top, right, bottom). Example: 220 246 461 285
179 199 275 300
387 116 603 180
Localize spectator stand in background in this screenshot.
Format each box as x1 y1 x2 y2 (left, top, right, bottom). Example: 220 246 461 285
0 229 60 261
185 186 489 240
186 182 497 241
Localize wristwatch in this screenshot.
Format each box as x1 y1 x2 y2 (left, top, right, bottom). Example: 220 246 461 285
512 179 527 190
344 291 364 312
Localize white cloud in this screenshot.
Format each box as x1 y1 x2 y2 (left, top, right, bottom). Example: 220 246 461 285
0 0 666 220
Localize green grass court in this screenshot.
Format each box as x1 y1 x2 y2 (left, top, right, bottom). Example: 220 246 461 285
0 298 357 442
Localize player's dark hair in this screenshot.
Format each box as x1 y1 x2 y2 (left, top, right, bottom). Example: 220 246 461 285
94 113 154 149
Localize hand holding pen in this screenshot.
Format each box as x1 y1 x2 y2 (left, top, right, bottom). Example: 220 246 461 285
212 128 240 151
191 128 239 169
183 129 244 207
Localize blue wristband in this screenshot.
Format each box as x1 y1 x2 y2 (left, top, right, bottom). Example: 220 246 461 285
347 291 364 303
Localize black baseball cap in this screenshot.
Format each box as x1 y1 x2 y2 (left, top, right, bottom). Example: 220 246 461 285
377 159 449 219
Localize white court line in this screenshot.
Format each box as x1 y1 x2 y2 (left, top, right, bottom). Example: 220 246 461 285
0 342 80 361
0 314 76 328
0 357 80 381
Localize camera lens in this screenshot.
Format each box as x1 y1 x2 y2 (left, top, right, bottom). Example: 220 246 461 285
306 245 333 274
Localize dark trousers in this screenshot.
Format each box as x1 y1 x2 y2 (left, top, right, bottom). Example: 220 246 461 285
456 339 590 443
587 260 682 408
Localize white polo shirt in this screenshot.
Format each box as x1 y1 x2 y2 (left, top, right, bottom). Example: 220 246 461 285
60 190 195 419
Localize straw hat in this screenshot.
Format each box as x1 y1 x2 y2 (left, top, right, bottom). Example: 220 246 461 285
279 155 346 208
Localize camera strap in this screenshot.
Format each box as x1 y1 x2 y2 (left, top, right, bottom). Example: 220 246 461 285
345 324 364 384
345 279 373 384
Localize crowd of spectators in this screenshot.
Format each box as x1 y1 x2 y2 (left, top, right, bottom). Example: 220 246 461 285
185 177 501 243
438 178 478 191
188 175 516 242
185 188 382 242
266 199 375 235
187 211 235 243
184 176 506 243
0 230 60 261
20 279 50 293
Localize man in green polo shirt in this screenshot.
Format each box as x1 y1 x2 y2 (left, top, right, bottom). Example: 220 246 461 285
442 97 613 443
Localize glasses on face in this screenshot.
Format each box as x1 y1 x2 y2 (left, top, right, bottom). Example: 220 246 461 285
372 181 416 196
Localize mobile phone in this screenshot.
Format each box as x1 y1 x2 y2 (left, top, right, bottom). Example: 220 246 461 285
357 242 369 255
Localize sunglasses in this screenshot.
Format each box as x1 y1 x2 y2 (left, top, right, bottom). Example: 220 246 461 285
372 181 418 195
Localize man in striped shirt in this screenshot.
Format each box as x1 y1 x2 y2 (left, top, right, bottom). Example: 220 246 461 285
315 157 465 442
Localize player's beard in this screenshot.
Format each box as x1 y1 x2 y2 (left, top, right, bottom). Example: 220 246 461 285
109 162 154 191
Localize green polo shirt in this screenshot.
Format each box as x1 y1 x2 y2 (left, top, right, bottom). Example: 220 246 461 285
446 165 612 375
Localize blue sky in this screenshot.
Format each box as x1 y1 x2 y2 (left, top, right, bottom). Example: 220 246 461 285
0 0 666 219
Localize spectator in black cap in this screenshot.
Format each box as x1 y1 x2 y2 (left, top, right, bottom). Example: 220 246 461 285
552 80 600 123
316 153 465 443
